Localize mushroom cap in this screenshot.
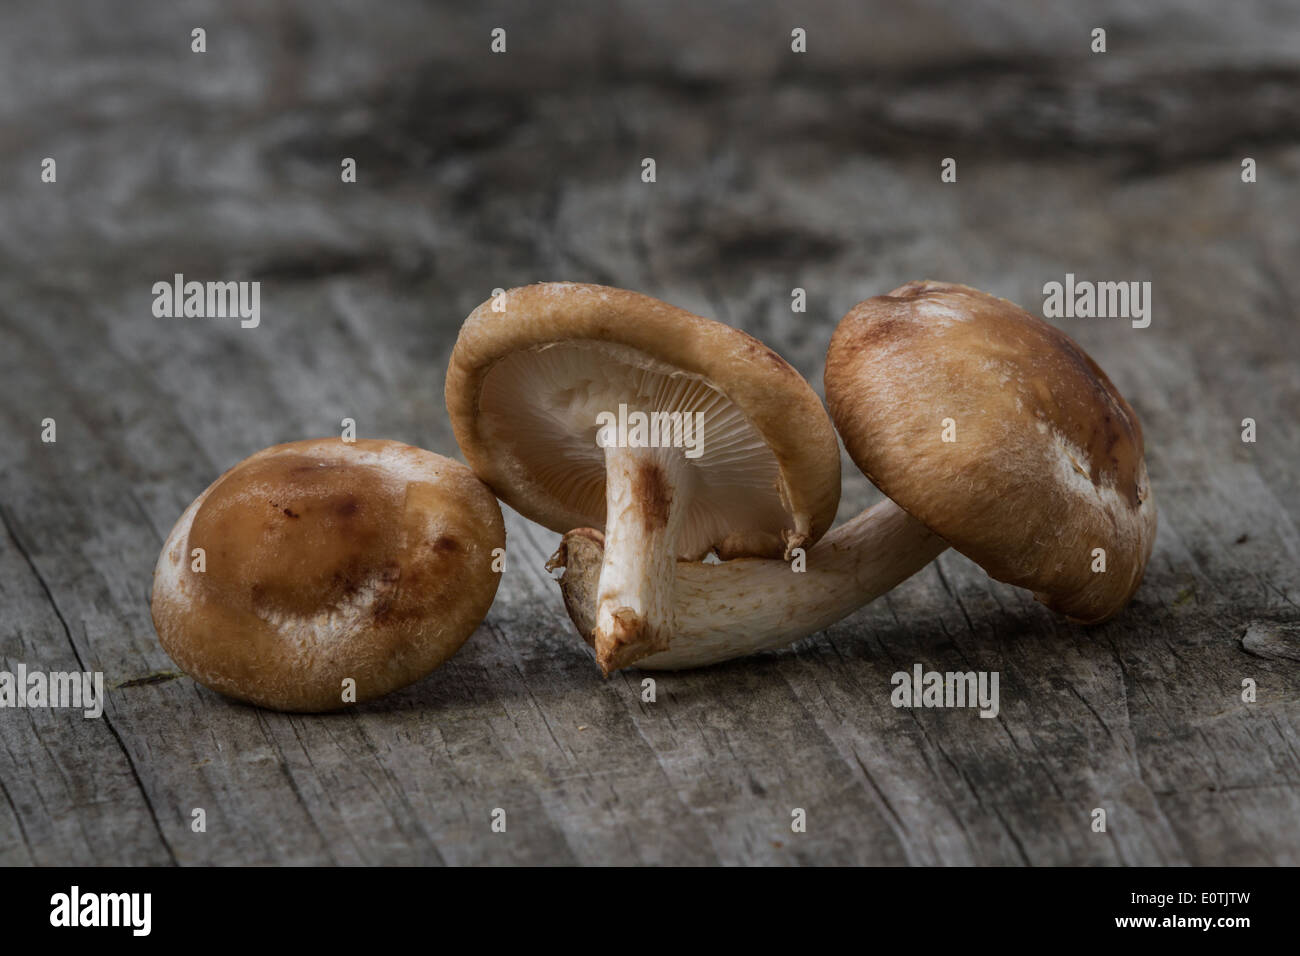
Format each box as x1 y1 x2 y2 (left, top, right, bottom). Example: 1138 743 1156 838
825 280 1156 623
150 439 505 711
445 282 841 558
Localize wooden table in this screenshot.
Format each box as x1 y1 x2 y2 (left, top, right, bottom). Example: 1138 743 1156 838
2 1 1297 865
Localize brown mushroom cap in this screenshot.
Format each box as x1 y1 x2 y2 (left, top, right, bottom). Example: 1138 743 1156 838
445 282 841 558
825 280 1156 623
150 439 505 711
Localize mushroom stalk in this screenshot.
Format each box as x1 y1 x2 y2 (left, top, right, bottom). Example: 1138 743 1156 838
593 442 691 673
551 498 947 672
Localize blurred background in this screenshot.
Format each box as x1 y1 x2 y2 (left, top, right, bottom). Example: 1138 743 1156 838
3 0 1297 516
1 1 1298 865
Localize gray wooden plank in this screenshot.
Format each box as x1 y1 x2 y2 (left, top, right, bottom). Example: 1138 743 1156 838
0 0 1297 865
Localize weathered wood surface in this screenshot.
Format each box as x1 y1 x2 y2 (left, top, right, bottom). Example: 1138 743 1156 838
1 0 1298 865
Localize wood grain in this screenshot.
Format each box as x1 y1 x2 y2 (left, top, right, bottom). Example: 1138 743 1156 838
0 0 1297 865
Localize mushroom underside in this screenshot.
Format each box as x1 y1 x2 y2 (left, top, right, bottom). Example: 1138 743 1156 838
480 341 806 672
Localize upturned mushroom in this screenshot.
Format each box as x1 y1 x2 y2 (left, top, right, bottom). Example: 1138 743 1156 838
551 280 1157 670
445 282 841 673
151 438 505 711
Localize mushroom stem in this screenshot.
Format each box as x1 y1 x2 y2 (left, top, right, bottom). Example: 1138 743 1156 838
551 498 947 672
593 442 691 674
